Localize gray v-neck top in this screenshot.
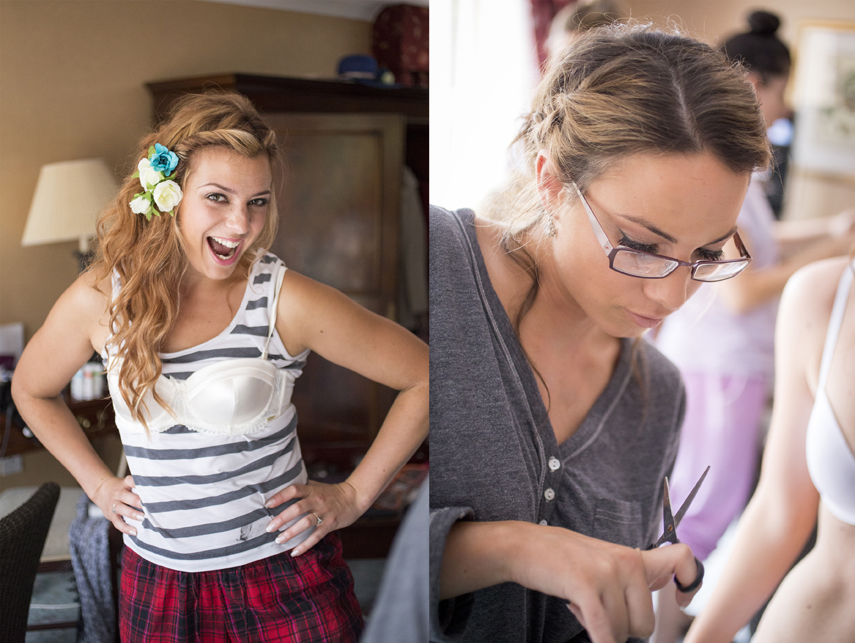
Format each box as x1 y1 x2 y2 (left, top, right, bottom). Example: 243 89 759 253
429 207 685 643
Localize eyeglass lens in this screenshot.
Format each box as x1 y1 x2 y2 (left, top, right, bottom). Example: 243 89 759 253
612 249 749 282
612 250 676 278
692 261 748 282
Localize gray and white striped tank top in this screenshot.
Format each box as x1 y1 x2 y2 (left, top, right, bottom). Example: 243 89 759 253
105 253 312 572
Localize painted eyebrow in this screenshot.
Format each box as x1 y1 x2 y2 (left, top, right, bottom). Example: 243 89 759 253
620 215 736 247
199 183 271 198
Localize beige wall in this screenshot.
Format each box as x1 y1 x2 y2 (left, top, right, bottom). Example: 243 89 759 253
627 0 855 220
0 0 370 490
0 0 370 339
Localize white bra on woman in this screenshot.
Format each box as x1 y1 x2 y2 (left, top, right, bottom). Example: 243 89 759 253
805 260 855 525
107 265 298 436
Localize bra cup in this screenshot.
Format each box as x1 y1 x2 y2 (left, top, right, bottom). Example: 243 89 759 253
108 357 296 434
189 376 275 426
807 393 855 524
184 359 280 427
108 366 174 426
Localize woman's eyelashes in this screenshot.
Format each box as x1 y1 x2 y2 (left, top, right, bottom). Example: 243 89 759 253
205 193 269 207
617 233 657 254
618 232 726 262
696 247 725 262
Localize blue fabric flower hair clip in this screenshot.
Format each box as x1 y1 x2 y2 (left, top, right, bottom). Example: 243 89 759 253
129 143 183 221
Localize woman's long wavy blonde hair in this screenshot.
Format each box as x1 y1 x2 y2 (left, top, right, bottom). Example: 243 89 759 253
89 92 280 426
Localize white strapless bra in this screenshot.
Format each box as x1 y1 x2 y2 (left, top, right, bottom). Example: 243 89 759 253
805 260 855 526
107 265 297 436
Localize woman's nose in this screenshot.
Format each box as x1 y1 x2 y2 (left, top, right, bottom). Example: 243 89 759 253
225 205 250 234
642 268 700 313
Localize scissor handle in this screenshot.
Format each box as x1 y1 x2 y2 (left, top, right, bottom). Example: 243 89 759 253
674 557 705 593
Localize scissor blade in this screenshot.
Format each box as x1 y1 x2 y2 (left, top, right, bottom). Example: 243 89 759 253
673 465 710 528
663 477 672 521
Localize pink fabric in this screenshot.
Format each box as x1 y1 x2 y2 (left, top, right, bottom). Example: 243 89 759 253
668 372 768 561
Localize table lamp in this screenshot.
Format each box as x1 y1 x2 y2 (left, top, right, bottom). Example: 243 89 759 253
21 158 119 270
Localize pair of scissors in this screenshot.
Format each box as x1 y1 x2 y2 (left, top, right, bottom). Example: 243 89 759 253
646 465 710 593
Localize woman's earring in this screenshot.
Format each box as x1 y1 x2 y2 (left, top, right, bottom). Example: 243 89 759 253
544 216 557 238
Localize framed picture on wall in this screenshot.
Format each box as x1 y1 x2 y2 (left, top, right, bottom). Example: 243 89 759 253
791 21 855 178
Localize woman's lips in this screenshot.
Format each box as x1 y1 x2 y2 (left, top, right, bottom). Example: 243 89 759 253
207 239 242 266
627 310 665 329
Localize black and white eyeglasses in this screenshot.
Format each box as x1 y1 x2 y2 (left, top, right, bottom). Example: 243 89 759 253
571 181 752 282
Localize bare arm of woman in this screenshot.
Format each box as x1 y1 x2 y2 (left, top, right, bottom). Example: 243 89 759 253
263 271 429 554
774 208 855 254
683 259 845 643
716 227 855 314
11 272 143 535
440 520 702 643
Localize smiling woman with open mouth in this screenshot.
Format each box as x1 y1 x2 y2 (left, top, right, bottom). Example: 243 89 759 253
12 92 428 643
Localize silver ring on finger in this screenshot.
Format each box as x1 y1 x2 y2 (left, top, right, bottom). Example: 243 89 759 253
312 512 322 526
112 503 118 514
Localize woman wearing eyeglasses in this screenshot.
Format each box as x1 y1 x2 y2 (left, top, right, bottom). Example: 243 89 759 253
430 24 771 643
652 13 855 642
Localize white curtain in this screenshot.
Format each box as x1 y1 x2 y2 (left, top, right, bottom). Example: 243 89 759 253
430 0 538 212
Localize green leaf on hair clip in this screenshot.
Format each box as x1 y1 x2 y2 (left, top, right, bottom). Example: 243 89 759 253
148 145 156 158
132 171 140 179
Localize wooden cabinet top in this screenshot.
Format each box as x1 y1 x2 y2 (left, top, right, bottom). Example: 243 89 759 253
146 73 428 123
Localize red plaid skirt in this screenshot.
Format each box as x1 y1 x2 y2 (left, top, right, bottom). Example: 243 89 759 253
119 533 363 642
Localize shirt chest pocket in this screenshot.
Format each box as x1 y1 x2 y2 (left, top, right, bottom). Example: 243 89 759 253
592 497 644 548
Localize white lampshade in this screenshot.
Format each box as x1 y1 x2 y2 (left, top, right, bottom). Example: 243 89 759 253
22 158 119 253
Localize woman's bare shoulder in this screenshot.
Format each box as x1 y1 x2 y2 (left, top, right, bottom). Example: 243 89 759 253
781 256 852 387
784 256 851 316
69 268 111 309
57 269 112 351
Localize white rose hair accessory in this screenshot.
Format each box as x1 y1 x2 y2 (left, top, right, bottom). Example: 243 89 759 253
130 143 183 220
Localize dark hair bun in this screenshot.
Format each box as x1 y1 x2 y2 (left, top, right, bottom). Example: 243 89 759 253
747 10 781 37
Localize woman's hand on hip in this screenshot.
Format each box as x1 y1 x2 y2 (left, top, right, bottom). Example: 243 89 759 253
92 475 143 536
264 480 368 556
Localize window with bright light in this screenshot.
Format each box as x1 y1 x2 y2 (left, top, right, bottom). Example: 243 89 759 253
430 0 538 212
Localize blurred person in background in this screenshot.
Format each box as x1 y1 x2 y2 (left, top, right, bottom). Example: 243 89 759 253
652 10 855 642
544 0 628 61
682 250 855 643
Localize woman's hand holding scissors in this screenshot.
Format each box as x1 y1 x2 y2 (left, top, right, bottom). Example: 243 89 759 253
563 468 709 643
441 468 709 643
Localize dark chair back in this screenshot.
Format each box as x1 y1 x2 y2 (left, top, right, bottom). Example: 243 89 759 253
0 482 61 643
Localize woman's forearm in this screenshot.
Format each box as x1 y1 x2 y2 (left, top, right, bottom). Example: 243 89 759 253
684 486 815 643
344 381 428 511
440 520 523 599
12 388 116 501
718 235 852 314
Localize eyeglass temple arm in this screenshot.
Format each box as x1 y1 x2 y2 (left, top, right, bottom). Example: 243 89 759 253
733 230 751 260
572 182 614 254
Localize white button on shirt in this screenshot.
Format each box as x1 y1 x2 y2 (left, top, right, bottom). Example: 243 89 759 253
544 488 555 501
548 457 561 471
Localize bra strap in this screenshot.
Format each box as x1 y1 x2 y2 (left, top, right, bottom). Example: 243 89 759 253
817 261 855 388
262 264 287 360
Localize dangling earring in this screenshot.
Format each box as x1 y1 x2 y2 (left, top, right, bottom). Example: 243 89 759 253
544 215 557 238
